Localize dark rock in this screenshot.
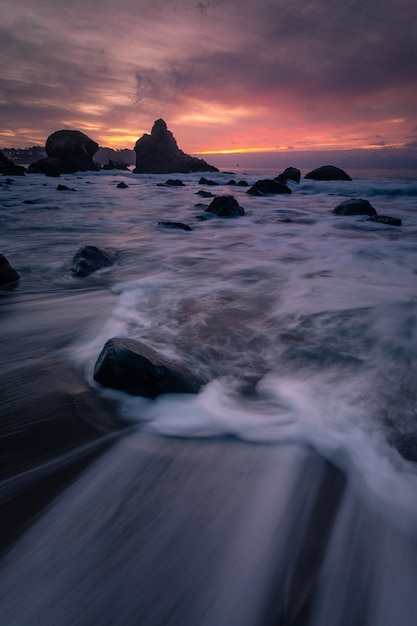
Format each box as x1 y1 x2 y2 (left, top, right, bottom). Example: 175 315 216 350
205 195 245 217
227 179 237 185
28 157 62 177
333 199 377 216
0 151 25 176
368 215 402 226
134 119 219 174
199 177 219 186
101 159 130 171
247 179 292 195
305 165 352 181
0 254 20 286
237 180 249 186
45 130 100 174
196 189 215 198
71 245 117 277
163 179 185 186
117 181 129 189
158 221 192 231
94 336 204 397
57 184 75 191
276 167 301 184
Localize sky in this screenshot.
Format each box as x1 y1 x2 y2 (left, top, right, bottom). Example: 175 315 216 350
1 0 417 167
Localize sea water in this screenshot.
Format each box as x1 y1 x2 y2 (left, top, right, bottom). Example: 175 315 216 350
1 166 417 624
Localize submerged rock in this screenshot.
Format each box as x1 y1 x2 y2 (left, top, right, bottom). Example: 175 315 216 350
196 189 215 198
205 195 245 217
368 215 402 226
333 199 377 216
276 167 301 184
94 337 204 397
117 181 129 189
134 119 219 174
0 254 20 286
247 179 291 195
199 177 219 186
46 130 100 174
158 221 192 231
71 245 117 277
305 165 352 181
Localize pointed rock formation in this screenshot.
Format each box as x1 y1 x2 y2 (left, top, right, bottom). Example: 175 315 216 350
133 119 219 174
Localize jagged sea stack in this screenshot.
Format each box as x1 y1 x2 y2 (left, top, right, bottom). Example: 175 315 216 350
134 119 219 174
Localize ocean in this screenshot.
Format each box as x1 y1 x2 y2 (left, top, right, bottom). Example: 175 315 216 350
1 165 417 624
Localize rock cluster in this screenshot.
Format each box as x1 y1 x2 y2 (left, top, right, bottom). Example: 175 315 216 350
134 119 219 174
333 198 402 225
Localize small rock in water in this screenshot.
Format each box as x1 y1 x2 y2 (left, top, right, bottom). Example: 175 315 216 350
333 199 377 216
158 221 192 231
305 165 352 181
71 245 117 277
196 189 215 198
368 215 402 226
117 181 129 188
94 337 205 397
275 167 301 184
237 180 249 186
57 184 75 191
0 254 20 286
205 195 245 217
199 177 219 186
247 179 291 195
165 179 185 186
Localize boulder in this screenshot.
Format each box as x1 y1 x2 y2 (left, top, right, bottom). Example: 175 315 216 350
28 157 62 177
94 336 204 397
134 119 219 174
101 159 130 171
45 130 100 174
117 181 129 189
333 199 377 216
159 179 185 186
368 215 402 226
247 179 291 195
0 151 25 176
305 165 352 181
158 221 192 231
276 167 301 184
196 190 215 198
205 195 245 217
199 177 219 186
0 254 20 286
71 245 117 277
237 180 249 187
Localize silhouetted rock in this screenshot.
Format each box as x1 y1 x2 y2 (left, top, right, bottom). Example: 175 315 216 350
237 180 249 187
0 151 25 176
368 215 402 226
161 179 185 186
71 245 117 277
117 181 129 189
247 179 291 195
205 195 245 217
0 254 20 286
158 221 192 231
333 199 377 216
46 130 100 174
227 179 237 185
101 159 130 171
199 177 219 185
305 165 352 181
57 184 75 191
94 336 204 397
29 157 61 177
196 189 215 198
276 167 301 184
134 119 219 174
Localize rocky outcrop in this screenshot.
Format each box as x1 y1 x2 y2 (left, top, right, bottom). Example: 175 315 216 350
94 336 204 397
205 195 245 217
71 245 117 277
247 179 291 195
28 157 62 177
0 254 20 286
333 199 377 216
0 151 25 176
276 167 301 184
45 130 100 174
134 119 219 174
305 165 352 181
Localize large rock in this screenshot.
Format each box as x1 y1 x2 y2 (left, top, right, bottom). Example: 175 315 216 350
247 179 291 195
71 245 117 277
333 199 377 216
276 167 301 184
0 151 25 176
205 195 245 217
45 130 100 174
305 165 352 181
0 254 20 286
134 119 219 174
28 157 62 177
94 337 204 397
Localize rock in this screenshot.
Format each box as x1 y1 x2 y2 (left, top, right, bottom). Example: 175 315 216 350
237 180 249 187
227 179 237 185
45 130 100 174
205 195 245 217
196 190 215 198
57 184 75 191
117 181 129 189
199 177 219 186
101 159 130 171
94 336 204 397
275 167 301 184
333 199 377 216
71 245 117 277
162 179 185 186
247 179 291 195
134 119 219 174
305 165 352 181
0 151 25 176
158 221 192 231
28 157 62 177
368 215 402 226
0 254 20 286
